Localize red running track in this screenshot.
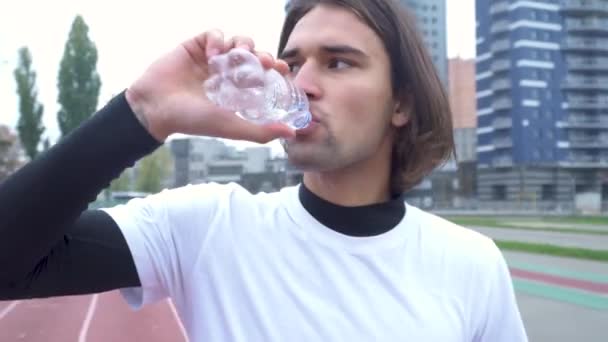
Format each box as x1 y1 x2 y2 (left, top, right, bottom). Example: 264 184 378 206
0 291 187 342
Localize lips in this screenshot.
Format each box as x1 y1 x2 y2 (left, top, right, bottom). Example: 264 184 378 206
295 119 320 135
294 109 322 135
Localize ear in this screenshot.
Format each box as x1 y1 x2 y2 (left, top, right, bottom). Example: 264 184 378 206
391 98 411 128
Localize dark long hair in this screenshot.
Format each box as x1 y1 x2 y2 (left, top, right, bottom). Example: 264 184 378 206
279 0 455 193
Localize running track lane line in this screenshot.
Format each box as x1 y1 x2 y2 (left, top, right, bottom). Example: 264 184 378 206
510 268 608 295
78 294 99 342
0 301 20 320
169 300 188 341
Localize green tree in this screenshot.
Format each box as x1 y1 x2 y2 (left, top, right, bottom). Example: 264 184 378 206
14 47 45 159
57 15 101 137
0 126 24 181
110 170 132 192
134 146 173 193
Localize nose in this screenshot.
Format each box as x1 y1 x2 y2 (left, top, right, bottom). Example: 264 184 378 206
292 61 321 101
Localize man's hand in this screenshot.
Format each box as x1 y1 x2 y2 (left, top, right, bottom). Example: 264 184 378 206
125 30 295 143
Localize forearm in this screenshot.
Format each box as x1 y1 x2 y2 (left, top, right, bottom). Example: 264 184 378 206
0 91 161 283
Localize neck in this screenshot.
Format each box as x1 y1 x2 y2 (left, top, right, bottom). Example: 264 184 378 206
302 148 393 207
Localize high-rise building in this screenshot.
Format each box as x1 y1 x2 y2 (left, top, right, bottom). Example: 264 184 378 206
403 0 449 84
475 0 608 212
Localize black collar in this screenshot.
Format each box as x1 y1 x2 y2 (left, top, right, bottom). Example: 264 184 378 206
298 183 406 237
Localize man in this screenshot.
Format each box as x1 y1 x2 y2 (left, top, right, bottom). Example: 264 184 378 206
0 0 528 341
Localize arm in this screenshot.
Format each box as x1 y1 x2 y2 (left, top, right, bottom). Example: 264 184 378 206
0 92 161 299
0 30 293 301
472 245 528 342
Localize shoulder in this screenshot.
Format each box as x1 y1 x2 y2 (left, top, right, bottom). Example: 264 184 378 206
405 204 504 268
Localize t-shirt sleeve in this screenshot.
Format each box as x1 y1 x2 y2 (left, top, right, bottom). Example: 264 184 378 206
102 182 230 309
472 243 528 342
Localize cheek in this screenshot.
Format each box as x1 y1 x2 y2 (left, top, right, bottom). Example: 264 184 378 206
330 83 393 137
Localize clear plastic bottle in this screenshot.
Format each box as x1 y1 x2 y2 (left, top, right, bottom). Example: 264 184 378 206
203 48 311 129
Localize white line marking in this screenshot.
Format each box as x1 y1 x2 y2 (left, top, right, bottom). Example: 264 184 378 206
78 294 99 342
168 299 188 341
0 301 20 320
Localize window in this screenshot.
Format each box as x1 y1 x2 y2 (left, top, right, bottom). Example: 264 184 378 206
531 50 538 59
541 184 556 200
492 185 507 200
530 69 539 78
531 109 539 118
529 89 539 98
541 12 550 21
530 31 537 40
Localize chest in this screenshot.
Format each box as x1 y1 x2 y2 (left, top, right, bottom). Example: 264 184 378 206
183 229 470 342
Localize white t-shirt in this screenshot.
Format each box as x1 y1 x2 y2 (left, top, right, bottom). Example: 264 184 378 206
103 182 527 342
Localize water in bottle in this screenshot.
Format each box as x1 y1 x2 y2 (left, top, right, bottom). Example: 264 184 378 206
203 48 311 129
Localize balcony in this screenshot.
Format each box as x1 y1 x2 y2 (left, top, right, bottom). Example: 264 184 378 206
490 20 510 34
562 76 608 90
567 97 608 109
493 118 513 130
562 38 608 52
493 98 513 110
490 1 509 15
566 57 608 71
561 115 608 129
492 156 513 167
566 19 608 34
491 39 510 52
569 136 608 148
491 59 511 72
493 137 513 149
561 0 608 15
491 79 511 92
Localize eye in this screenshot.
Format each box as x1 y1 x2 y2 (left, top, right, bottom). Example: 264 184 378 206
328 58 353 70
288 62 301 74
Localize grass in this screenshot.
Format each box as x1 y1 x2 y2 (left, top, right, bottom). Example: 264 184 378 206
495 240 608 263
444 216 608 236
539 215 608 226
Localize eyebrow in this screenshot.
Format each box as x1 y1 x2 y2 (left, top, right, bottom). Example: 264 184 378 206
279 44 369 59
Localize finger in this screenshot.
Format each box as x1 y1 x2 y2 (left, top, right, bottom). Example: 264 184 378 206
255 51 275 69
274 59 290 75
225 35 255 52
205 29 225 59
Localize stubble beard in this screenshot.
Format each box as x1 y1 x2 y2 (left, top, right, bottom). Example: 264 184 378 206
281 133 340 172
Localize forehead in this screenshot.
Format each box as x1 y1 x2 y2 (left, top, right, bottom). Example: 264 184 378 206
284 5 385 56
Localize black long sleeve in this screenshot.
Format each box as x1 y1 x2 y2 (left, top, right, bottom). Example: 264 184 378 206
0 91 162 299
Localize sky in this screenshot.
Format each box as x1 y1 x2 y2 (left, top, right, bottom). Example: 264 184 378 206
0 0 475 152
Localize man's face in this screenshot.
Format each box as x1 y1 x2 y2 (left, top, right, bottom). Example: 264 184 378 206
280 5 408 172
